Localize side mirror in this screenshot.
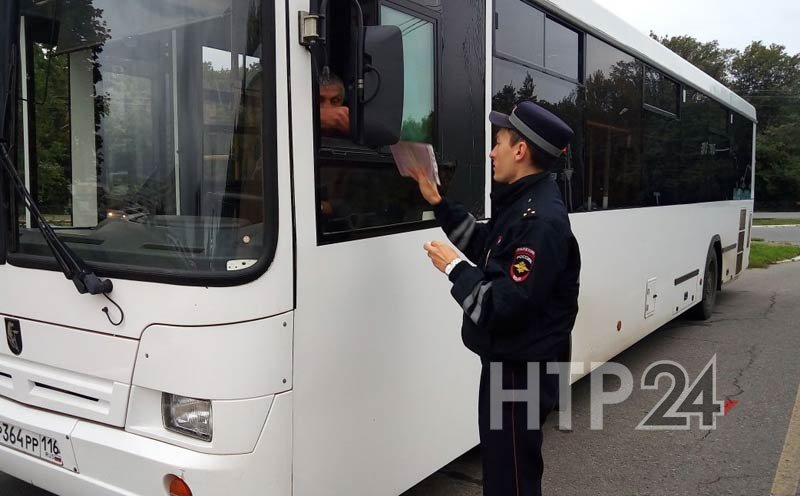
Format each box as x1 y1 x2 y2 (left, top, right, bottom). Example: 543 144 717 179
359 25 404 147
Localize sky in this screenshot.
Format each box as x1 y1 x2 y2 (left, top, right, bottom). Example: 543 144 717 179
592 0 800 55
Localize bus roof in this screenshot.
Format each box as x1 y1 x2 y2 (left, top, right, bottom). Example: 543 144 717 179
538 0 758 122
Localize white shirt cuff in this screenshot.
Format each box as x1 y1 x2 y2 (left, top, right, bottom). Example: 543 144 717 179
444 258 464 276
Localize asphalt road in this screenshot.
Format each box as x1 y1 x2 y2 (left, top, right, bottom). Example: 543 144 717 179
404 261 800 496
753 225 800 245
754 212 800 219
752 212 800 244
3 262 800 496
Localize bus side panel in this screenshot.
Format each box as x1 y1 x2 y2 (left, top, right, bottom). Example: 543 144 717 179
568 200 754 375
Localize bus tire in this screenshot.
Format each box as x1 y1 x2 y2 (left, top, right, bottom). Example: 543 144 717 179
689 245 719 320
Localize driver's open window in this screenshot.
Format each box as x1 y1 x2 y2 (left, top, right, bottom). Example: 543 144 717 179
314 0 441 242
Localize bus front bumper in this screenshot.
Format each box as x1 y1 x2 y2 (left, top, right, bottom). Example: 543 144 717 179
0 392 292 496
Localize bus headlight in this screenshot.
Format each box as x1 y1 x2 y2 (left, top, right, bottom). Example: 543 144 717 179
162 394 213 442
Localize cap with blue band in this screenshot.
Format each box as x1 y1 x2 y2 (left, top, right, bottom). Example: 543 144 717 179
489 101 575 158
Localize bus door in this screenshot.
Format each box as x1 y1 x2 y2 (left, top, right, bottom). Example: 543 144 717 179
288 0 488 494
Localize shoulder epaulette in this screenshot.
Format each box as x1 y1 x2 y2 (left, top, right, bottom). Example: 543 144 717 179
520 196 538 220
522 206 538 220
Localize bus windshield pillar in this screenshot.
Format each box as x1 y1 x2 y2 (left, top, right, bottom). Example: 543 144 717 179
0 0 19 140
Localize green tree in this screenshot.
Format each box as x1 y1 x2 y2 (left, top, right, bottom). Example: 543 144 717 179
731 42 800 130
20 0 111 220
32 45 71 216
731 42 800 96
491 83 518 115
401 112 434 143
731 42 800 208
651 33 736 85
516 73 538 103
756 113 800 208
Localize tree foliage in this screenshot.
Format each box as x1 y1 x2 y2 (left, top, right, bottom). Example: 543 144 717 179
650 33 736 85
730 42 800 96
401 112 434 143
32 46 71 214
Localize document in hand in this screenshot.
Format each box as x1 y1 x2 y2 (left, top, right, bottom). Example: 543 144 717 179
390 141 441 186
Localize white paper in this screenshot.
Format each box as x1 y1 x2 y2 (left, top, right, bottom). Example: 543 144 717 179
390 141 441 186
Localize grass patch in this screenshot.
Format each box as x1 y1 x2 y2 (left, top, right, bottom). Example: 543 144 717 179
753 218 800 226
749 241 800 269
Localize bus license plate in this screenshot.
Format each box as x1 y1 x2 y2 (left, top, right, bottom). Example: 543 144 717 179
0 421 63 466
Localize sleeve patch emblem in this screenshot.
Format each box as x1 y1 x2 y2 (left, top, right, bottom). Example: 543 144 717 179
510 247 536 283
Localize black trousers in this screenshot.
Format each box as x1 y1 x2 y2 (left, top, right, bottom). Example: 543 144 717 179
478 360 559 496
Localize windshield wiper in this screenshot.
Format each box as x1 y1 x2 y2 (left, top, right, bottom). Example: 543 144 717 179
0 142 114 295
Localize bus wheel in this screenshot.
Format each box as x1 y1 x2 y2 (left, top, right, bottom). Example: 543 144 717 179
689 246 719 320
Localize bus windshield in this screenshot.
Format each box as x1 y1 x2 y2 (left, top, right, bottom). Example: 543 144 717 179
11 0 273 279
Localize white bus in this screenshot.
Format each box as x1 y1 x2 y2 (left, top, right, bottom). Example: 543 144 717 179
0 0 755 495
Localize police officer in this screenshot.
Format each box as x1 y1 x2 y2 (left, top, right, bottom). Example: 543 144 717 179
412 101 581 496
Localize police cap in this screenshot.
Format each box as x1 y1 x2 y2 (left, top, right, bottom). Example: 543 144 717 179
489 101 574 158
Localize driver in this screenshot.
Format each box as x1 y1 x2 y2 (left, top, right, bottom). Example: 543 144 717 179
319 71 350 136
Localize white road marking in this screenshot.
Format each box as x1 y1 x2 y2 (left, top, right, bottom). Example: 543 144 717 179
771 384 800 496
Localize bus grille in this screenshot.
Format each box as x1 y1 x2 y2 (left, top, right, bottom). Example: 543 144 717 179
0 355 129 427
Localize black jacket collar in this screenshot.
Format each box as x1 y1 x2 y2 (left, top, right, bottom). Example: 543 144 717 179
491 171 550 212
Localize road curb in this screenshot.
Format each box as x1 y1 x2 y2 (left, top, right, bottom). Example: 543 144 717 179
753 224 800 229
776 256 800 265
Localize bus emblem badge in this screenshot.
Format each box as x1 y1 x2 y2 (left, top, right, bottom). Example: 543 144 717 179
5 319 22 356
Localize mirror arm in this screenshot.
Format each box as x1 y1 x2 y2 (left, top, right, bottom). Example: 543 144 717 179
349 0 365 143
350 0 365 100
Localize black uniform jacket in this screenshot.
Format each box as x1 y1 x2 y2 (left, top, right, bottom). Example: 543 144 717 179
434 172 581 362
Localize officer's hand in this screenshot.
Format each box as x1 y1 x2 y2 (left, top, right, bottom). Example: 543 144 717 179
320 106 350 135
410 167 442 206
424 240 458 273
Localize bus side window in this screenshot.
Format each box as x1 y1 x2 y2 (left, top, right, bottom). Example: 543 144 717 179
316 1 438 239
492 1 584 213
584 35 643 211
